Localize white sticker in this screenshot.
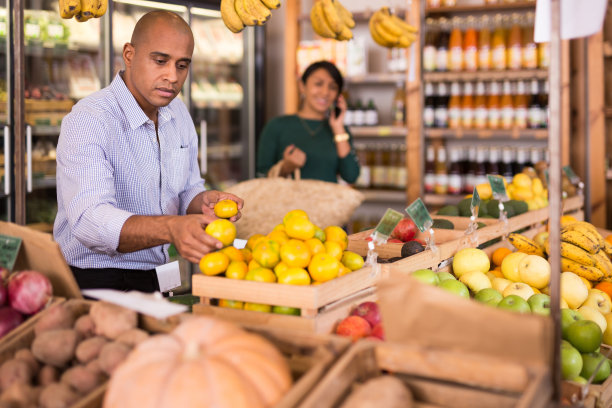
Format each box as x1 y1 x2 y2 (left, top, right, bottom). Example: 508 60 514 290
81 289 187 320
155 260 181 293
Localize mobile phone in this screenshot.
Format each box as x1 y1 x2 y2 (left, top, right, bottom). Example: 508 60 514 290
333 99 341 118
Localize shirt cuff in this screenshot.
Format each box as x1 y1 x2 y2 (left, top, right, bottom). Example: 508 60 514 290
97 206 134 255
180 185 207 215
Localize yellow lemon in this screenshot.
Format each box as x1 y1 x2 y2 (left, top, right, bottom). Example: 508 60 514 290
273 224 286 232
252 239 281 268
213 199 238 219
324 241 343 261
280 239 312 268
248 259 261 271
267 230 289 246
324 226 348 251
305 238 326 255
240 247 253 262
277 267 311 285
475 183 493 200
205 219 236 247
285 217 316 240
218 299 244 309
308 253 341 283
225 260 248 279
245 267 277 283
341 250 365 271
512 173 532 190
199 252 230 276
283 209 309 225
220 246 244 262
272 306 301 315
532 178 544 196
274 262 289 276
512 187 534 201
246 234 265 250
244 303 272 313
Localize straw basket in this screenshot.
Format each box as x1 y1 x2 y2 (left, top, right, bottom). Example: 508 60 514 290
225 165 364 239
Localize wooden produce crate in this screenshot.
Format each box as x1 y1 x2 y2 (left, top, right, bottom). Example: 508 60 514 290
192 265 381 333
25 98 74 113
562 344 612 408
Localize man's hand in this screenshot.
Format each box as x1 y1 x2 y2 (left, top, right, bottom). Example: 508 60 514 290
201 190 243 222
167 214 223 264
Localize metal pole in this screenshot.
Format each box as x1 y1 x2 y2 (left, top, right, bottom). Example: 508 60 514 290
548 0 562 403
13 0 25 225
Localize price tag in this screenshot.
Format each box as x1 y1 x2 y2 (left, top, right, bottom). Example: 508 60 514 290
0 235 22 271
470 187 481 215
372 208 404 240
563 165 580 185
406 198 433 233
81 289 187 320
155 261 181 293
487 174 509 201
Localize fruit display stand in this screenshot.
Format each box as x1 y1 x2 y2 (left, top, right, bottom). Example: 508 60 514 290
562 366 612 408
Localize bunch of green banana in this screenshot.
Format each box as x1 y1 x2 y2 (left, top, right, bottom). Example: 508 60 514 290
310 0 354 41
221 0 280 34
60 0 107 21
369 7 417 49
508 233 545 257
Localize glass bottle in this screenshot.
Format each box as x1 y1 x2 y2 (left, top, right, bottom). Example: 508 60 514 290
396 144 407 190
514 147 529 174
529 147 541 170
514 80 528 129
540 80 549 128
391 82 406 127
366 146 376 186
449 17 463 72
500 147 514 183
478 15 492 71
486 147 500 175
500 80 515 130
447 147 463 195
463 16 478 72
522 13 537 69
491 14 507 70
382 144 394 188
354 143 370 188
423 19 438 72
434 82 449 128
448 81 462 129
423 82 436 128
353 99 365 126
461 82 474 129
436 18 450 72
424 144 436 194
365 99 378 126
487 81 501 129
538 41 550 69
527 79 541 129
344 100 353 127
434 145 449 194
474 81 488 129
507 14 523 70
474 147 488 186
372 144 384 188
465 146 477 193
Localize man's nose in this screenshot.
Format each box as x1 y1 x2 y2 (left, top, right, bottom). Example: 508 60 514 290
164 64 178 83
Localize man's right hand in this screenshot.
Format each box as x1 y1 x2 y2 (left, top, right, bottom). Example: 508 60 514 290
167 214 222 264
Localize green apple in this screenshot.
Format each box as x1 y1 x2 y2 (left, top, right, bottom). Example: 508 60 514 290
437 271 456 282
460 271 492 293
566 320 603 353
571 376 588 385
474 288 503 307
497 295 531 314
561 308 584 340
411 269 440 286
583 289 612 315
501 251 528 282
561 342 583 380
528 293 551 316
581 352 611 384
578 305 608 334
452 248 490 278
518 254 551 289
561 272 589 309
438 279 470 299
271 305 301 315
502 282 535 301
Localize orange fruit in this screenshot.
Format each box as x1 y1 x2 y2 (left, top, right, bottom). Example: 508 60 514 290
283 209 309 225
273 224 286 232
220 246 244 262
324 226 348 251
205 219 236 247
324 241 343 261
308 253 340 283
248 259 261 271
280 239 312 268
285 217 315 240
274 262 289 276
491 247 513 267
244 303 272 313
252 239 281 268
560 215 577 226
305 238 326 255
199 252 230 276
218 299 244 309
489 268 504 279
606 235 612 245
277 267 311 285
225 261 248 279
240 247 253 262
245 267 277 283
213 199 238 219
341 250 365 271
313 226 326 242
267 230 289 246
246 234 265 250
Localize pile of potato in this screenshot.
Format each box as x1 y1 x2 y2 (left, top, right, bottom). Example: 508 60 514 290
0 300 150 408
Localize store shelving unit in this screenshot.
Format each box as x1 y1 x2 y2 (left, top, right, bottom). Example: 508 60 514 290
425 1 536 14
423 68 548 82
350 126 407 138
425 128 548 140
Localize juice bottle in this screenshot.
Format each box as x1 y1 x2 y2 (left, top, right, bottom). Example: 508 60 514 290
391 81 406 127
428 0 442 7
464 146 477 193
538 42 550 69
434 145 449 195
474 147 488 186
500 80 515 129
514 80 527 129
478 16 491 70
486 147 500 176
463 16 478 72
396 144 407 190
436 18 450 72
354 144 370 188
423 82 436 128
424 145 436 193
527 79 541 129
522 12 537 69
449 17 463 72
423 19 438 72
491 14 506 70
500 147 514 183
474 81 488 129
540 80 549 128
447 147 463 195
371 144 384 188
448 81 462 129
507 14 523 70
487 81 501 129
382 145 394 189
461 82 474 129
434 82 449 128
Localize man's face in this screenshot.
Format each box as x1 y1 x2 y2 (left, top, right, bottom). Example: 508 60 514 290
123 22 193 112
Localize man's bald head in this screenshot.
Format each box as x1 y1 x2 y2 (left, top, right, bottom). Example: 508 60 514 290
130 10 193 47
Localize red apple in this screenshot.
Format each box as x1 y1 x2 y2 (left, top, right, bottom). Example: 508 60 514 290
350 301 381 328
411 238 426 246
371 323 385 340
335 316 371 341
391 218 417 242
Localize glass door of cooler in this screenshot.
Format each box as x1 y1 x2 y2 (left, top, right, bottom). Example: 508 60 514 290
23 1 105 231
0 3 9 221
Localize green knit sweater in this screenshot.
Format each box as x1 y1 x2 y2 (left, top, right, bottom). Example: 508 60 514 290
256 115 361 183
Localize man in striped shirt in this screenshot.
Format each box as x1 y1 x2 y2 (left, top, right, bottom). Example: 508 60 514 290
54 11 243 292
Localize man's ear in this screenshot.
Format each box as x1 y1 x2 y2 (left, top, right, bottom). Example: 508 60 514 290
123 43 135 67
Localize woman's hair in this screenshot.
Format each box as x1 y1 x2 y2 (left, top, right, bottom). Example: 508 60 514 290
301 60 344 92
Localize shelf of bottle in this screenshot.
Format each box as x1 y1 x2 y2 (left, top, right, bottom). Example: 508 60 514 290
424 127 547 140
356 188 406 203
425 1 536 15
350 126 407 138
345 73 406 85
31 177 57 190
423 69 548 83
423 193 466 207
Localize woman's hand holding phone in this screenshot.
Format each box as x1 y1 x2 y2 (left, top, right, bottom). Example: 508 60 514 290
329 94 347 134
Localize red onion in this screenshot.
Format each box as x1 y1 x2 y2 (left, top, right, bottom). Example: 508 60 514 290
8 271 52 315
0 307 24 338
0 279 7 307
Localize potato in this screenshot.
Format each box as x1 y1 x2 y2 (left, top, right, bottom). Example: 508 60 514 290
60 365 103 394
90 302 137 340
75 336 108 364
63 300 90 318
13 349 39 375
116 328 149 347
0 383 39 407
37 366 59 387
34 304 75 336
31 329 79 368
339 375 413 408
0 359 33 392
38 383 79 408
73 315 95 339
98 342 131 376
84 359 104 378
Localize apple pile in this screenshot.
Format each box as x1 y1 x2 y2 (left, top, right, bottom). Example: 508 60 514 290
335 301 384 342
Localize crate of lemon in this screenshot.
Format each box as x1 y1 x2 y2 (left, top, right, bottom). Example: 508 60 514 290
192 208 380 333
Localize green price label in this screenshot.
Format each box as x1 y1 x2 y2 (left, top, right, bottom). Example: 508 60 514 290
471 187 481 213
0 235 22 271
406 198 433 233
487 174 508 201
563 166 580 184
373 208 404 238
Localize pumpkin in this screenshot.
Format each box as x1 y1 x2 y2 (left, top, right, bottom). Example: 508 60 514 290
103 316 293 408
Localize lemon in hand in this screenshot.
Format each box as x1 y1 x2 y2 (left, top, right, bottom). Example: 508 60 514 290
213 199 238 219
205 219 236 247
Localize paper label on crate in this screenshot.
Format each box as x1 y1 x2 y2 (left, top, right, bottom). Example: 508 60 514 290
0 235 22 271
563 165 580 185
155 261 181 293
406 198 433 233
487 174 508 202
82 289 187 320
372 208 404 240
470 187 481 214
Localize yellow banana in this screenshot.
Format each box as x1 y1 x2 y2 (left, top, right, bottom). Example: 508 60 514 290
321 0 343 35
74 11 92 22
310 2 335 39
561 257 605 281
557 241 597 267
92 0 107 18
60 0 80 18
261 0 280 9
234 0 259 26
389 13 418 33
593 250 612 278
562 222 605 249
398 35 413 48
508 233 545 257
369 15 395 47
377 9 404 38
372 13 401 46
79 0 95 18
335 1 354 28
221 0 245 33
243 0 271 25
561 229 601 254
336 25 353 41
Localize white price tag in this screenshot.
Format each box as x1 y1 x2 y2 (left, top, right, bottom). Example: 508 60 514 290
155 260 181 293
81 289 187 320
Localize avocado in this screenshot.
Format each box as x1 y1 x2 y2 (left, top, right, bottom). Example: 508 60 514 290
437 205 459 216
478 237 501 249
432 219 455 230
401 241 425 258
458 198 472 217
487 200 500 218
477 200 489 217
504 201 516 218
508 199 528 216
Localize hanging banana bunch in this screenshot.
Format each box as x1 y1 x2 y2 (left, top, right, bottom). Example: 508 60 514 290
369 7 417 48
310 0 354 41
221 0 281 34
59 0 107 21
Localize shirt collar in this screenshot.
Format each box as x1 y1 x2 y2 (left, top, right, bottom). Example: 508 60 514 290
111 72 176 130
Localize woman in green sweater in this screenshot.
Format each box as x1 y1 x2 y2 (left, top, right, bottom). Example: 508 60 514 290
256 61 360 184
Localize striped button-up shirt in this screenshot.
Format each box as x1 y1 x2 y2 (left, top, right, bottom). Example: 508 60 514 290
54 73 206 270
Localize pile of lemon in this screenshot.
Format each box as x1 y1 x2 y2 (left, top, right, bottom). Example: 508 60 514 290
507 173 548 210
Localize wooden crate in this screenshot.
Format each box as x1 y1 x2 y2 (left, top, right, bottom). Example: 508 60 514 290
561 344 612 407
25 98 74 113
297 340 550 408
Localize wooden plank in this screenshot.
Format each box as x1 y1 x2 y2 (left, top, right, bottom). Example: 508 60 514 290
283 0 300 114
406 0 422 204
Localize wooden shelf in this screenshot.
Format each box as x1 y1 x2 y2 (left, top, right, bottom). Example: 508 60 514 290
605 107 612 118
31 126 61 136
345 73 406 85
424 193 465 206
356 188 406 203
350 126 407 138
425 1 535 15
425 128 548 140
423 69 548 82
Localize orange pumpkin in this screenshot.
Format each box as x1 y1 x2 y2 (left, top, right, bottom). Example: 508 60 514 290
103 317 292 408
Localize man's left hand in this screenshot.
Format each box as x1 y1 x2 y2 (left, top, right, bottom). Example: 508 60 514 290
201 190 244 222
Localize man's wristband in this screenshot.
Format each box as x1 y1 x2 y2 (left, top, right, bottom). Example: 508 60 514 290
334 133 349 143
